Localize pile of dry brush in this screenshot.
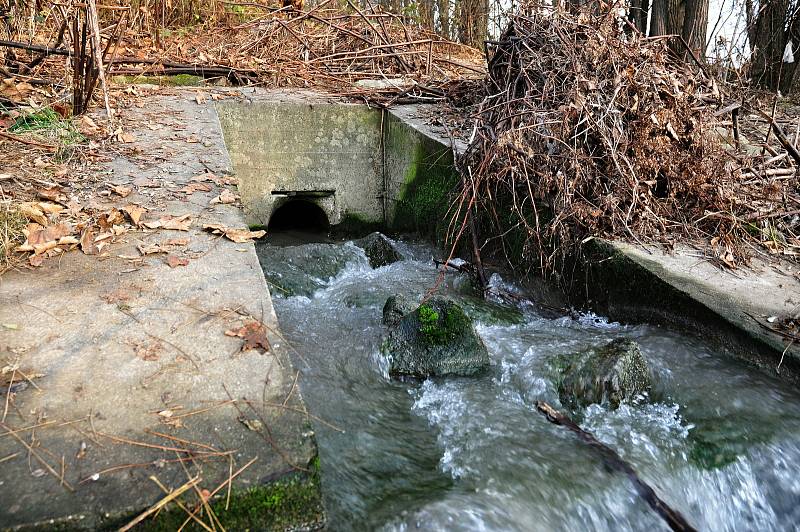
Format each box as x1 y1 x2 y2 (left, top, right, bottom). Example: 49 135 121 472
456 6 799 276
105 0 485 102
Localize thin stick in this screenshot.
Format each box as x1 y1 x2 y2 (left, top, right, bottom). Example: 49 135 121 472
151 476 215 532
0 422 74 492
535 402 696 532
119 475 200 532
178 457 258 531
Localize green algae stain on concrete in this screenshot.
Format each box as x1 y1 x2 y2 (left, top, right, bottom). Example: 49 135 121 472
393 144 458 238
385 117 459 240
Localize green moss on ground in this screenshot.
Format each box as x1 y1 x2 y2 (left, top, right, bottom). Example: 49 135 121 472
90 463 324 532
111 74 206 87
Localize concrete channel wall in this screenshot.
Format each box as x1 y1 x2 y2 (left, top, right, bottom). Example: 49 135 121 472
216 96 459 234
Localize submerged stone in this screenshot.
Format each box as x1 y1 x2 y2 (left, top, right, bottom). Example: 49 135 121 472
382 296 490 378
554 338 652 409
354 232 403 268
256 243 362 297
458 296 525 326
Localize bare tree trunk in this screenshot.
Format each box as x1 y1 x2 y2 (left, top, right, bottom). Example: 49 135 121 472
437 0 450 38
749 0 790 91
682 0 709 59
649 0 667 36
457 0 488 49
419 0 435 31
628 0 650 34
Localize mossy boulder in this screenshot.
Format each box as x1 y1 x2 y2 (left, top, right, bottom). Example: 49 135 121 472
354 232 403 268
381 297 490 378
554 338 652 409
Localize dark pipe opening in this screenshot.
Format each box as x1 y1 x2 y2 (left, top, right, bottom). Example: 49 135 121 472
268 200 330 232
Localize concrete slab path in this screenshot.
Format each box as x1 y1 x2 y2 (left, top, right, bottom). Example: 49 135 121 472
0 91 321 530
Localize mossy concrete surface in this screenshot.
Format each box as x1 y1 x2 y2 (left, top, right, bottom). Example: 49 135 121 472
578 239 800 382
384 110 461 239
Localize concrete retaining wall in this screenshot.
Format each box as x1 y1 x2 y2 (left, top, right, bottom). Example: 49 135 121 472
217 100 384 226
216 97 458 234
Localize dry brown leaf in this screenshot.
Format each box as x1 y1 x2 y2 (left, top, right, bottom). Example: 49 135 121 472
210 189 238 205
163 238 189 246
111 185 132 197
181 182 212 194
122 204 147 226
142 214 192 231
37 187 67 204
225 321 270 353
138 243 167 255
80 227 100 255
203 224 265 243
191 172 238 186
18 203 48 226
166 255 190 268
134 342 162 361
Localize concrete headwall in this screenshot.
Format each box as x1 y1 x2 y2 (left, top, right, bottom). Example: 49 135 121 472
216 97 458 234
216 100 384 227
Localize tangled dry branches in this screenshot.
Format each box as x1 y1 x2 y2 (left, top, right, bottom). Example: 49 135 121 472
457 6 799 276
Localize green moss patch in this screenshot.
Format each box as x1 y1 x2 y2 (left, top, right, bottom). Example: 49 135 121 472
93 466 324 532
112 74 206 87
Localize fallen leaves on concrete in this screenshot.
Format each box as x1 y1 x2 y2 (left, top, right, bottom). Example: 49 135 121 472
203 223 265 243
122 204 147 226
191 172 238 187
225 321 270 353
134 341 162 362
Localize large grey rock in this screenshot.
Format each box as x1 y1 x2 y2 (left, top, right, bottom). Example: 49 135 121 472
382 297 490 378
554 338 652 409
354 232 403 268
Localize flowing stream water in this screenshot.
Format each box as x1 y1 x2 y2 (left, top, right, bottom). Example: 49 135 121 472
256 234 800 532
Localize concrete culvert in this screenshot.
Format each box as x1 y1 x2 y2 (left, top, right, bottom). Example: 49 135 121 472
268 199 330 232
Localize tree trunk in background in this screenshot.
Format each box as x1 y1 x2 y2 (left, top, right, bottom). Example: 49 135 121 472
438 0 450 38
649 0 667 36
628 0 650 34
748 0 790 91
419 0 434 31
457 0 488 49
647 0 707 59
682 0 709 58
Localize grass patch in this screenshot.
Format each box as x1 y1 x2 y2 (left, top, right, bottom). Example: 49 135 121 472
10 108 85 145
0 201 27 271
112 74 207 87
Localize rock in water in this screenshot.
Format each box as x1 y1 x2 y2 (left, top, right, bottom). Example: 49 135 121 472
556 338 652 409
382 294 415 327
256 243 364 297
354 232 403 268
382 297 490 378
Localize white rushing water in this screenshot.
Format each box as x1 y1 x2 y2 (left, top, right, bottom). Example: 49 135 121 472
257 236 800 531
